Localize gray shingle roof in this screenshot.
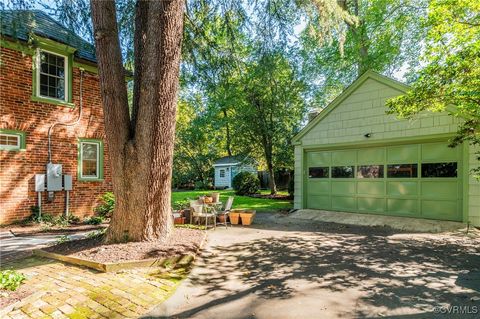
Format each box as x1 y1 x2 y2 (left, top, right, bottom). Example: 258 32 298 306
1 10 96 63
214 155 255 166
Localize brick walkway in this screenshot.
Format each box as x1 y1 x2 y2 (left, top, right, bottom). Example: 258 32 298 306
2 257 187 319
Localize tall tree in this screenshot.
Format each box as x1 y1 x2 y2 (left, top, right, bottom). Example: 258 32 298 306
90 0 184 243
386 0 480 178
301 0 428 106
234 52 306 194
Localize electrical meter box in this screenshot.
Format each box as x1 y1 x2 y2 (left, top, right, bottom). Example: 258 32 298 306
35 174 46 192
63 175 73 191
46 163 63 191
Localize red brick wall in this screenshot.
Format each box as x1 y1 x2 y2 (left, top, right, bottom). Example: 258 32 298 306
0 45 113 224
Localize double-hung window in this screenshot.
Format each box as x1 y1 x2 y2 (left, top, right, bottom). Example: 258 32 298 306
78 139 104 181
37 50 68 101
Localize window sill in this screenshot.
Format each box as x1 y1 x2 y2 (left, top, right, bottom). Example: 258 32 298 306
31 95 75 108
0 148 26 152
78 178 104 182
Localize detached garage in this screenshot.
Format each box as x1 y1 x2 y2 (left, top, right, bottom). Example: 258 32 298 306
292 71 480 226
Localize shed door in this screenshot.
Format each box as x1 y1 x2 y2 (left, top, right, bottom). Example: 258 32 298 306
305 141 463 221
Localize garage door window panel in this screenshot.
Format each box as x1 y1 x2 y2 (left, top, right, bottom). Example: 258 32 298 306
309 167 329 178
387 164 418 178
357 165 384 178
421 162 457 178
332 166 355 178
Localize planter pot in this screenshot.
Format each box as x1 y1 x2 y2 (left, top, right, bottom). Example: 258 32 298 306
229 210 242 225
239 210 256 226
217 215 227 223
174 217 186 225
210 192 220 203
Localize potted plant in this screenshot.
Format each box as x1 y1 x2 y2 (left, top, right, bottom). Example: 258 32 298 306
173 200 190 224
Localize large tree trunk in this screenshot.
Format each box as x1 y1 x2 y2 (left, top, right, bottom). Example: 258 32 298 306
91 0 184 243
264 145 277 195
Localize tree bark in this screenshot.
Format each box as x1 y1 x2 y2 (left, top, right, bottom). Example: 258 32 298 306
222 108 232 156
91 0 184 243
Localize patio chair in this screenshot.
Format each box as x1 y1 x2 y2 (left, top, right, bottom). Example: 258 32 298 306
190 200 216 229
214 196 234 229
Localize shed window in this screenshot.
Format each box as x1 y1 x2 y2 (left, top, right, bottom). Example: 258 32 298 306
387 164 417 178
37 50 68 101
332 166 354 178
422 162 457 178
357 165 384 178
219 169 226 178
79 140 103 181
309 167 329 178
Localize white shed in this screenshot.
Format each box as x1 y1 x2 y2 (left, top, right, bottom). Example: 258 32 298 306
213 155 257 189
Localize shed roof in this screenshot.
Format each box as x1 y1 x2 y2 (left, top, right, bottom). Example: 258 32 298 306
0 10 96 63
292 70 409 143
213 155 255 166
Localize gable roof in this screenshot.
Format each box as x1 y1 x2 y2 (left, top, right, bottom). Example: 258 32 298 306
213 155 255 166
292 70 410 143
0 10 96 63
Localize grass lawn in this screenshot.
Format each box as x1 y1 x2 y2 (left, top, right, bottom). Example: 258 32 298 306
172 190 292 212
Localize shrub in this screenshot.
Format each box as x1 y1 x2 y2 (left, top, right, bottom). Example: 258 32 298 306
0 270 26 291
84 216 104 225
95 192 115 218
232 172 260 195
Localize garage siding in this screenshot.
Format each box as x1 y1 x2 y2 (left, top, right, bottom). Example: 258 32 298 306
294 74 480 226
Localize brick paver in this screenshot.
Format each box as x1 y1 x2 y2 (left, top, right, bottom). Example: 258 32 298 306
2 257 186 319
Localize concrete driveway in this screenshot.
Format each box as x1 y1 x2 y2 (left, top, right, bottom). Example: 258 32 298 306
145 213 480 319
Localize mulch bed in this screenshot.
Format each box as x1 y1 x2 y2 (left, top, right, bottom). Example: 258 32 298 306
0 285 34 310
249 194 293 200
44 228 204 263
4 223 108 237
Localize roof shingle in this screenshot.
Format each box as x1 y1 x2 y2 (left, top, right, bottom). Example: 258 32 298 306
0 10 96 63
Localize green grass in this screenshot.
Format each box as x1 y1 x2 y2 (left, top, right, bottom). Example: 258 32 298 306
172 190 292 212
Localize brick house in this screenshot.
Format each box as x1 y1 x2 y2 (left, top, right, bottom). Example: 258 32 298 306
0 10 112 224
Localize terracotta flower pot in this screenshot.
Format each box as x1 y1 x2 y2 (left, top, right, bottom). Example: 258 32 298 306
229 210 241 225
239 210 256 226
174 217 186 225
217 215 227 223
211 192 220 203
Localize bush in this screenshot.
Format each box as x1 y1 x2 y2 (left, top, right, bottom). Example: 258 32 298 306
95 192 115 218
84 216 104 225
232 172 260 195
0 270 26 291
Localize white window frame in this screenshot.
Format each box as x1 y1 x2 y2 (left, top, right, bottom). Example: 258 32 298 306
36 48 69 102
0 133 21 150
80 141 100 179
219 169 226 178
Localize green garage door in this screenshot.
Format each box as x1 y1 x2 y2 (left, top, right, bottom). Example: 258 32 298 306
305 141 463 221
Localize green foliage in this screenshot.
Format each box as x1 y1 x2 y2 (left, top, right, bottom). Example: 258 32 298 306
232 172 260 195
84 216 104 225
94 192 115 218
288 178 295 197
300 0 428 107
0 270 26 291
86 228 106 239
386 0 480 178
56 235 70 244
173 199 190 211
